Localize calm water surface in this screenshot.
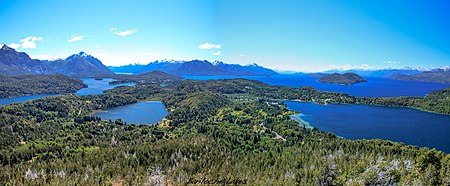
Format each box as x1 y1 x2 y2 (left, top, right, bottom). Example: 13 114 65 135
93 101 168 124
0 94 57 106
0 78 134 106
184 74 449 97
75 78 135 95
285 101 450 153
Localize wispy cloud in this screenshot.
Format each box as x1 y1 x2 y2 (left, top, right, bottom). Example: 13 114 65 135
68 34 86 42
16 36 43 49
212 51 222 56
110 27 138 37
8 43 21 49
29 53 69 60
383 60 399 64
198 42 221 49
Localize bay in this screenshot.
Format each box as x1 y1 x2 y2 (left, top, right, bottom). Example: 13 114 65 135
285 101 450 153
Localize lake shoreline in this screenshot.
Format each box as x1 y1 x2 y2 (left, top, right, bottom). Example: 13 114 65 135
285 100 450 153
288 99 450 116
92 101 169 125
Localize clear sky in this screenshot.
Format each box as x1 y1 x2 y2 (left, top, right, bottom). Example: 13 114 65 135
1 0 449 72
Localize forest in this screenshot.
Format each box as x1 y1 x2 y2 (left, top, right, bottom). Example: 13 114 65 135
0 78 449 185
106 71 181 87
0 74 87 98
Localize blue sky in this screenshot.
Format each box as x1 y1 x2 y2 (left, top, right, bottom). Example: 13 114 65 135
1 0 449 72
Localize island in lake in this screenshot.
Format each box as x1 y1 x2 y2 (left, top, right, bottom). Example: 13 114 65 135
318 72 367 85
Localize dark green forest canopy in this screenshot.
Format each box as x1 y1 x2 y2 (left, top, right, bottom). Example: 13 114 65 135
107 70 182 87
0 78 449 185
0 74 87 98
318 73 367 85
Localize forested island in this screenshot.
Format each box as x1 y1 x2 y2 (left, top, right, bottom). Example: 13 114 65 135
318 72 367 85
0 74 87 98
107 71 182 86
0 76 449 185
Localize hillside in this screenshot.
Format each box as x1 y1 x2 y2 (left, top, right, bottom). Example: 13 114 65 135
392 69 450 83
0 44 54 75
46 52 115 78
318 73 367 85
0 45 115 78
0 74 87 98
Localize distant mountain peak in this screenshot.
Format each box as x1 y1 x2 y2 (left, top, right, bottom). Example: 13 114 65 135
66 51 97 61
0 44 55 75
437 66 450 71
212 60 224 65
0 44 15 51
246 63 259 67
78 51 88 56
401 66 430 71
75 51 90 58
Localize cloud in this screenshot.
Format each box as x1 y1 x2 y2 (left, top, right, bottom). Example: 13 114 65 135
28 53 68 60
90 51 163 66
383 60 399 64
8 43 21 49
212 51 222 56
198 42 221 49
324 64 375 71
18 36 43 49
110 27 138 37
68 34 86 42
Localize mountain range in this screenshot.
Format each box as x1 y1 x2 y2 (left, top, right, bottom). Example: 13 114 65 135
1 44 277 77
0 44 54 75
391 68 450 83
321 68 424 78
109 60 278 76
44 52 115 78
0 44 114 77
1 43 449 83
320 67 450 83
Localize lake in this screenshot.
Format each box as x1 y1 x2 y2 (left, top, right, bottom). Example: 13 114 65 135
0 78 134 106
285 101 450 153
93 101 169 124
184 74 450 97
0 94 58 106
75 78 135 95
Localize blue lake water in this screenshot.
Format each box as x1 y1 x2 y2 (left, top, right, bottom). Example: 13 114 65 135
75 78 135 95
0 78 134 106
93 101 169 124
285 101 450 153
0 94 58 106
184 74 450 97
